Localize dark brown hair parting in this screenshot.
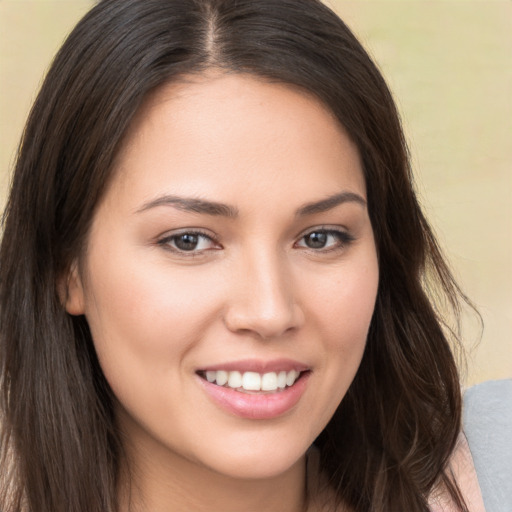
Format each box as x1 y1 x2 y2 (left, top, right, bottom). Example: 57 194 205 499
0 1 469 511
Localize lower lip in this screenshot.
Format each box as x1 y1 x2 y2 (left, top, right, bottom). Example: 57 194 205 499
197 372 310 420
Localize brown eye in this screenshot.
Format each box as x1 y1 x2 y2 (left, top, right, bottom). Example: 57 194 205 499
158 231 219 254
296 229 355 251
174 233 200 251
304 232 328 249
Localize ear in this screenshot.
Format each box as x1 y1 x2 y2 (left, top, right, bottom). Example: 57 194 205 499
58 261 85 315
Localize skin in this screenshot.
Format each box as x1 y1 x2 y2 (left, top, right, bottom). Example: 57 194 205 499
429 435 486 512
64 72 380 511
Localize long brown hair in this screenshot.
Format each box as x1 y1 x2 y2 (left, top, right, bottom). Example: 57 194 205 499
0 1 468 510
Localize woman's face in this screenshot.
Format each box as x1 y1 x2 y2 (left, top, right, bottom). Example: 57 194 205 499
66 73 379 480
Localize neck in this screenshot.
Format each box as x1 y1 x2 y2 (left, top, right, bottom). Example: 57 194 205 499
117 434 307 512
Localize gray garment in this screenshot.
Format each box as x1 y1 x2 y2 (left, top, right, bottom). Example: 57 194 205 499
463 379 512 512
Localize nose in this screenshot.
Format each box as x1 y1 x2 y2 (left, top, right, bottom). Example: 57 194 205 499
223 250 304 339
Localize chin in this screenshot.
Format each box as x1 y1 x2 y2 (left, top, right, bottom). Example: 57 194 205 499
196 433 310 481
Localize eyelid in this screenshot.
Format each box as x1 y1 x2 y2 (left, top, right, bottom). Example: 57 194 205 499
155 225 355 256
156 228 221 255
294 225 355 251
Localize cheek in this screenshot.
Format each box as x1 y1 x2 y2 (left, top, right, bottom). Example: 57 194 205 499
304 256 378 421
310 257 379 346
81 251 226 394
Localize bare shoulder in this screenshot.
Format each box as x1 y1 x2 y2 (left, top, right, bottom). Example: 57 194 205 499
307 434 487 512
428 433 486 512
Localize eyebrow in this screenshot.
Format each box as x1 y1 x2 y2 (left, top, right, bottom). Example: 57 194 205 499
295 191 367 216
136 195 239 217
136 191 366 218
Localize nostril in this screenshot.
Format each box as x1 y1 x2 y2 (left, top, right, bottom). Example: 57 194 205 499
223 301 304 339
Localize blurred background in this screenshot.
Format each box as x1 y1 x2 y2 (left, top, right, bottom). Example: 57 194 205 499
0 0 510 386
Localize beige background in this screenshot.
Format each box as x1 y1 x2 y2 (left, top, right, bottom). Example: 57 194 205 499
1 1 510 386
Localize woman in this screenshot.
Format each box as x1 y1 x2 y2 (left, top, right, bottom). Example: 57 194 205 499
0 0 485 511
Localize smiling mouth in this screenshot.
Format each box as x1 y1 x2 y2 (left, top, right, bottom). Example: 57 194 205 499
197 370 307 393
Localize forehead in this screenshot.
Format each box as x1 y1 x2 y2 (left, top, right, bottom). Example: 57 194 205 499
108 72 366 211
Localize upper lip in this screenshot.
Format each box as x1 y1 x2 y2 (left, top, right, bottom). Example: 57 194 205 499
197 358 310 374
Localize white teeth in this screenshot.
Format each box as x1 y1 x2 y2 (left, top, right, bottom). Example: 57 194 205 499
216 370 228 386
228 371 242 388
261 372 278 391
242 372 261 391
286 370 298 387
203 369 302 391
277 371 287 389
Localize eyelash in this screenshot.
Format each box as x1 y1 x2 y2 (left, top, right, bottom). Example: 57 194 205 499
156 227 355 256
157 230 220 256
295 227 355 253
